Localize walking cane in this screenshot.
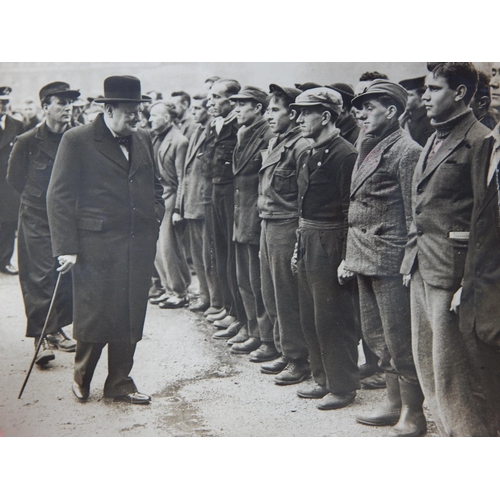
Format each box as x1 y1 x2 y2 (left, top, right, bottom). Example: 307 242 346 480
18 271 63 399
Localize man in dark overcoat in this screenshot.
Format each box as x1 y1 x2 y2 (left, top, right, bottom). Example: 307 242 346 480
0 86 24 275
400 63 494 435
291 87 360 410
47 76 164 404
344 80 425 436
225 86 276 360
7 82 79 365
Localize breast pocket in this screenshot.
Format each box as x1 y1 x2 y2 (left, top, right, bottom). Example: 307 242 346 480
272 167 297 195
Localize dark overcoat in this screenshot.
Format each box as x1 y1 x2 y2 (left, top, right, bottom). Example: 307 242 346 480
460 134 500 347
400 112 491 290
233 119 275 245
0 115 24 222
345 129 422 276
47 114 163 344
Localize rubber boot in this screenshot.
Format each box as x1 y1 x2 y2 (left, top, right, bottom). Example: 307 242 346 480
388 379 427 437
356 372 401 426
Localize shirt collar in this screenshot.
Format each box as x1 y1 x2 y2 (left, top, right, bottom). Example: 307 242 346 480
486 122 500 144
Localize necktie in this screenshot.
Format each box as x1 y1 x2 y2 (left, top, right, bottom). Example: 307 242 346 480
116 135 130 147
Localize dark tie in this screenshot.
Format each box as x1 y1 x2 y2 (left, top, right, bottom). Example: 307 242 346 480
116 135 130 148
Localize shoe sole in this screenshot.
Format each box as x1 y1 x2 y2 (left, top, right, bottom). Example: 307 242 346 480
356 416 400 426
260 367 286 374
212 332 237 340
297 390 329 398
388 426 427 437
35 353 55 365
275 373 312 386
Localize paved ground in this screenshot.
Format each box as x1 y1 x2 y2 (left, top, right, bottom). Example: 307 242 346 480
0 271 437 437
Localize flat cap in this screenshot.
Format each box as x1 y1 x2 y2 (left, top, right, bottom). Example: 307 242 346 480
0 86 12 100
39 81 81 102
326 82 355 106
399 76 426 91
269 84 302 102
230 86 269 108
295 82 321 91
352 79 408 111
290 87 343 116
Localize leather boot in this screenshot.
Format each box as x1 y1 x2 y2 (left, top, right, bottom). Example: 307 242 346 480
388 379 427 437
356 372 401 426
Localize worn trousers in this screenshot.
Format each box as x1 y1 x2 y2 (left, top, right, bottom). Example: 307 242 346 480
185 219 209 304
74 340 138 396
155 191 191 298
235 241 273 341
357 274 418 384
260 218 308 359
212 182 245 320
297 224 359 394
411 268 495 436
17 204 73 337
0 220 17 268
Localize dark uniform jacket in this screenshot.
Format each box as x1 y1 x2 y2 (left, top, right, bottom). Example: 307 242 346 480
337 113 360 146
0 115 24 222
7 121 74 210
233 117 274 245
400 111 491 290
176 123 210 219
460 132 500 347
201 114 239 183
47 113 164 344
345 129 421 276
258 127 310 220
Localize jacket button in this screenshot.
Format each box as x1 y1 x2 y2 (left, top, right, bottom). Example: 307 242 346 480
416 210 421 215
317 161 322 166
131 232 135 238
129 179 133 183
476 242 481 248
417 187 423 193
361 228 366 233
325 149 329 154
417 230 423 236
348 222 353 228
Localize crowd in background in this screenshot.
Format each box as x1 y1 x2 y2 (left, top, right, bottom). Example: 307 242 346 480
1 62 500 436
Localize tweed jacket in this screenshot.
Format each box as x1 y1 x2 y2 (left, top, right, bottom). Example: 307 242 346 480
47 114 164 343
460 134 500 347
176 123 210 219
345 128 422 276
233 118 275 245
7 122 75 211
400 111 491 290
0 115 24 222
155 125 188 198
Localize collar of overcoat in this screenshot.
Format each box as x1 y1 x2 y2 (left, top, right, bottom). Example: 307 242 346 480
350 128 403 196
414 111 477 186
93 113 148 178
233 119 272 176
261 127 303 171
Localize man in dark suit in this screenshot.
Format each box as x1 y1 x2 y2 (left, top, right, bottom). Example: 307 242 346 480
291 87 360 410
223 86 276 361
326 83 360 145
399 76 435 147
47 76 164 404
344 80 425 436
470 71 498 130
0 86 24 275
170 91 197 140
8 82 79 365
401 63 494 436
458 121 500 434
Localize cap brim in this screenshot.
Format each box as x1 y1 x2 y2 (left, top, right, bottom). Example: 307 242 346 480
229 94 254 101
351 90 386 109
290 101 324 109
94 95 152 104
48 90 81 100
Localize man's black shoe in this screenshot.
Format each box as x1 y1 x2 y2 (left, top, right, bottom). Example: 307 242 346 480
249 342 280 362
34 338 55 365
113 392 151 404
260 356 289 374
159 296 189 309
230 337 261 354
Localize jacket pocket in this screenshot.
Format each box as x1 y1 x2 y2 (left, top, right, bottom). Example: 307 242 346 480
273 167 296 194
77 216 105 231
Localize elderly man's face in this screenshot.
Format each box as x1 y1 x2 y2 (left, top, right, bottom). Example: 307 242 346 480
44 96 73 125
108 102 143 136
490 63 500 111
296 107 325 141
208 82 234 118
149 104 172 133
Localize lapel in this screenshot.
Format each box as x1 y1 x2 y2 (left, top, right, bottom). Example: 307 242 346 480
93 114 129 171
476 136 497 219
417 112 476 185
0 115 21 150
158 126 174 164
129 131 148 178
261 128 302 171
185 125 206 165
234 120 270 176
350 129 402 196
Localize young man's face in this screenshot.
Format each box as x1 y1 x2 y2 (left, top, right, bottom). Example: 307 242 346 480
191 100 209 124
296 107 324 141
490 62 500 111
207 82 233 118
44 96 73 125
422 73 460 122
357 98 391 136
266 95 293 134
406 89 423 111
234 100 260 127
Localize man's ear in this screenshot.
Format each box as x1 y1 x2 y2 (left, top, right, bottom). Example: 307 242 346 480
386 105 398 120
321 110 332 125
455 84 468 102
289 108 297 121
478 95 490 111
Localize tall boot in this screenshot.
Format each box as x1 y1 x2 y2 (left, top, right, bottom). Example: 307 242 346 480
388 379 427 437
356 372 401 426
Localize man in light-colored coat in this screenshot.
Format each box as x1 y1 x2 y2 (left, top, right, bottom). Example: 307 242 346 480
344 80 424 436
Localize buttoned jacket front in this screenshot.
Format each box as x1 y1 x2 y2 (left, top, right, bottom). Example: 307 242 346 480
400 112 491 290
345 129 421 276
